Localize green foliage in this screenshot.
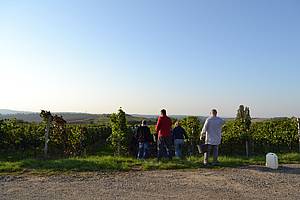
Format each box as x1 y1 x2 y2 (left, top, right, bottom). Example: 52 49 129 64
109 108 130 156
48 124 112 156
180 116 203 154
0 118 111 157
251 118 298 150
221 118 299 154
180 116 203 142
0 119 44 152
221 120 241 144
235 105 252 140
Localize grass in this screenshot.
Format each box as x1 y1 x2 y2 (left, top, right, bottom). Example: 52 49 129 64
0 153 299 175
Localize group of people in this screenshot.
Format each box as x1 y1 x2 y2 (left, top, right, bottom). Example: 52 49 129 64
134 108 225 166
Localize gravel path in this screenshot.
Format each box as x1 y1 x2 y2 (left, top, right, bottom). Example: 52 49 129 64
1 164 300 200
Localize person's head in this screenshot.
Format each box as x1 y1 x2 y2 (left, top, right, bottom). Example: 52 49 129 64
161 109 167 116
175 121 180 127
211 109 218 117
141 120 147 126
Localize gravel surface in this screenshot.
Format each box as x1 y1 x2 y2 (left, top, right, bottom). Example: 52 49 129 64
1 164 300 200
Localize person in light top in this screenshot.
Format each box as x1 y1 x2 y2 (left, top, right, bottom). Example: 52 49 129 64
201 109 225 166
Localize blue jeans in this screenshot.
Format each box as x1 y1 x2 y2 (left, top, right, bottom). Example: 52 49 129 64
174 139 184 158
137 142 149 159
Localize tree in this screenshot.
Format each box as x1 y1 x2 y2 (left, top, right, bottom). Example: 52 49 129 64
109 108 129 156
235 105 252 157
40 110 53 158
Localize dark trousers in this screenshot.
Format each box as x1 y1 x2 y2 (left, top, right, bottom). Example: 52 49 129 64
204 145 219 164
157 136 173 160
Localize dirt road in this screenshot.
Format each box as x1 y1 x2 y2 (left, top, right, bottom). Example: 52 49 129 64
1 165 300 200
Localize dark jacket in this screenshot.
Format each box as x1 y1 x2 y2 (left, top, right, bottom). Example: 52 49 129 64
135 126 152 143
172 126 188 140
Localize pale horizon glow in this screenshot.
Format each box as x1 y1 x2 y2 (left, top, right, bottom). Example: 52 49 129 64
1 0 300 118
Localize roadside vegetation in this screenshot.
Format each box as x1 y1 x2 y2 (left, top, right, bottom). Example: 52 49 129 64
1 152 299 174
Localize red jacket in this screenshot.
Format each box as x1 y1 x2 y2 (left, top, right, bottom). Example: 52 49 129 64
156 115 172 138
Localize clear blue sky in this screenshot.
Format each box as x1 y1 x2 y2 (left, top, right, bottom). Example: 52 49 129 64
1 0 300 117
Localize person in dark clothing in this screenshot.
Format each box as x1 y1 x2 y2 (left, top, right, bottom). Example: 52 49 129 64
129 125 139 156
172 121 188 158
135 120 152 159
156 109 173 161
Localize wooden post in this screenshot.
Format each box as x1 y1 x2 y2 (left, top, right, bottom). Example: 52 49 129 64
44 115 51 158
297 118 300 153
246 140 249 157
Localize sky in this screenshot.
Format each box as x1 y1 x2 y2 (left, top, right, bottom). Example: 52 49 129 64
0 0 300 117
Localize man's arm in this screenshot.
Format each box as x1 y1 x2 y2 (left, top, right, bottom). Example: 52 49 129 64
201 119 209 138
155 117 161 133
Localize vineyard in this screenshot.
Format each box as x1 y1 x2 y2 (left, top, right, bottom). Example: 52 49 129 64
221 117 299 155
0 110 299 158
0 119 112 157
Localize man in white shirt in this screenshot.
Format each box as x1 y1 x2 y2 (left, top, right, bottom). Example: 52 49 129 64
201 109 225 166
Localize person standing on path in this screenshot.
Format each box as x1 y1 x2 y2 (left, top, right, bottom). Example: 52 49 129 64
201 109 225 166
135 120 152 159
172 121 188 158
156 109 173 161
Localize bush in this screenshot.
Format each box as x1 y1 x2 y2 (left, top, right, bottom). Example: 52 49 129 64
109 108 131 156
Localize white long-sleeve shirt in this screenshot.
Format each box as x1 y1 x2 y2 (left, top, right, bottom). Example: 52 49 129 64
201 116 225 145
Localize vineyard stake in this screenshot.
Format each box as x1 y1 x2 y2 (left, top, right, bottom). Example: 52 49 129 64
44 115 51 158
297 118 300 153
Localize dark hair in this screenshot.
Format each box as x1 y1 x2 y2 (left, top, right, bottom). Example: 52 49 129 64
212 109 217 115
161 109 167 116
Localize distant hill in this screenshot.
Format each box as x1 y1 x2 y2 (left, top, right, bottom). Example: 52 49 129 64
0 109 269 124
0 112 99 124
131 114 159 119
0 111 156 125
0 109 33 115
0 112 209 124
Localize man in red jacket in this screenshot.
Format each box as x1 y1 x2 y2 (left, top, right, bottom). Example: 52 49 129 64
156 109 173 161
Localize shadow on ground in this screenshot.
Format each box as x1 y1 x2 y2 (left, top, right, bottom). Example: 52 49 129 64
241 165 300 175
